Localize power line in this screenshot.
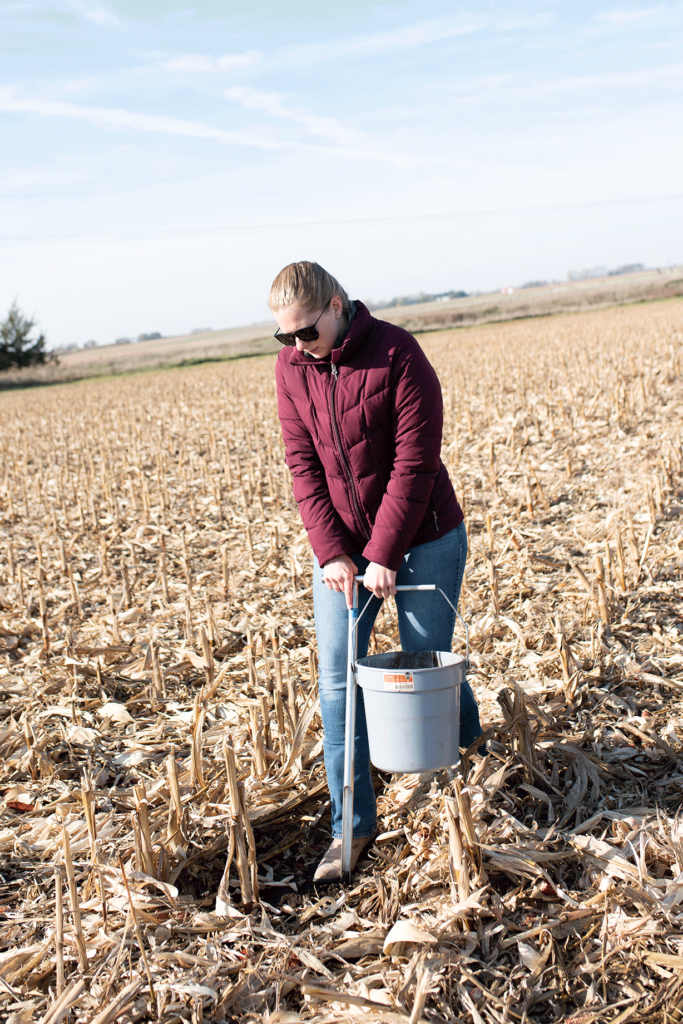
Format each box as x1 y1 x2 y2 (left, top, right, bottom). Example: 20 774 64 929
1 191 682 245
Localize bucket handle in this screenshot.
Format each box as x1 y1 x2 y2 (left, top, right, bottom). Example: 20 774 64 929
350 577 469 668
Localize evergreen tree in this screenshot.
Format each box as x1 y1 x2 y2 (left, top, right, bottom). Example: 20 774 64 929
0 303 50 372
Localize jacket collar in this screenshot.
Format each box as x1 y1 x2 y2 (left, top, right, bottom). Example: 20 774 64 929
286 300 372 366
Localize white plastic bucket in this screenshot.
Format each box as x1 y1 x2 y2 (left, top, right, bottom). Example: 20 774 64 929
355 650 465 772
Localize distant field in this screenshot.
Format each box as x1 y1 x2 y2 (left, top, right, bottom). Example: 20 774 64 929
59 323 278 370
379 264 683 333
0 322 280 388
2 264 682 388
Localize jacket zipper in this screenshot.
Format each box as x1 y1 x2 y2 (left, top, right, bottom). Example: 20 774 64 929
329 363 371 541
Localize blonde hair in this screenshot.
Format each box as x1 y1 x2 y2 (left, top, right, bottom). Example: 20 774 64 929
269 261 351 315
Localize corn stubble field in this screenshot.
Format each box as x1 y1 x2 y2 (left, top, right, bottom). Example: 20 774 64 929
0 299 683 1024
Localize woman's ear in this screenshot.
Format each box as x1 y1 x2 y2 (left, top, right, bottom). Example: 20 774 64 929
331 294 343 318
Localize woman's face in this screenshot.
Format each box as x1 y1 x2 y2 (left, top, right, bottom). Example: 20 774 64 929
274 294 343 359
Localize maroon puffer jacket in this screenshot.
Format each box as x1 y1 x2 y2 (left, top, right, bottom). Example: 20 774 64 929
275 300 463 572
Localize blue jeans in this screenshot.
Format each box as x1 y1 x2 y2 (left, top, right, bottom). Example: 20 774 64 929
313 521 481 839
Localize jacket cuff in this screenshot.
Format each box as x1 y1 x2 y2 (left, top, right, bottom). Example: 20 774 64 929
309 526 355 568
361 531 408 573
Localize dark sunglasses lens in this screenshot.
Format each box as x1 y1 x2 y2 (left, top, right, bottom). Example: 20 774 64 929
295 327 319 343
275 326 320 346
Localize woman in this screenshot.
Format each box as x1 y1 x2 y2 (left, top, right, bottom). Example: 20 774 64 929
272 261 482 881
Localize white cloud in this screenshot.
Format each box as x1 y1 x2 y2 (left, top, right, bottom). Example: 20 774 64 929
163 16 479 76
434 62 683 108
285 16 479 63
7 0 126 27
0 89 284 150
225 86 354 145
164 51 262 73
537 63 683 93
0 88 409 168
224 86 431 169
0 165 88 196
594 6 664 24
83 8 120 27
66 0 125 29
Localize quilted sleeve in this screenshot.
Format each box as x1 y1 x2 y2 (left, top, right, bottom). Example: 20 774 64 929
361 335 443 570
275 357 355 566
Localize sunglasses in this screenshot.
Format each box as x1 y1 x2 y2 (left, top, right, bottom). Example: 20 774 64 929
274 298 331 346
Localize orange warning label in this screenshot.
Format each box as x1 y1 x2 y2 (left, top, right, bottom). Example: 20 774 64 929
383 672 414 692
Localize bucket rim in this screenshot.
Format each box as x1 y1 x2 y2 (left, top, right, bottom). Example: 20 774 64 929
355 650 467 671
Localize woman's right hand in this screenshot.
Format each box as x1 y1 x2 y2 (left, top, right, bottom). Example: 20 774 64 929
322 554 358 609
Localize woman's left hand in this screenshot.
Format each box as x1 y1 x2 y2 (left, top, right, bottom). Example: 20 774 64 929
363 562 397 600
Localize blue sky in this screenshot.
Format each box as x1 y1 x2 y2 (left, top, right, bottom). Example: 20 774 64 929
1 0 682 346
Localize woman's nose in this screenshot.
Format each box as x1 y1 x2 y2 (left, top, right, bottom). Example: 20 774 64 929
295 337 306 351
